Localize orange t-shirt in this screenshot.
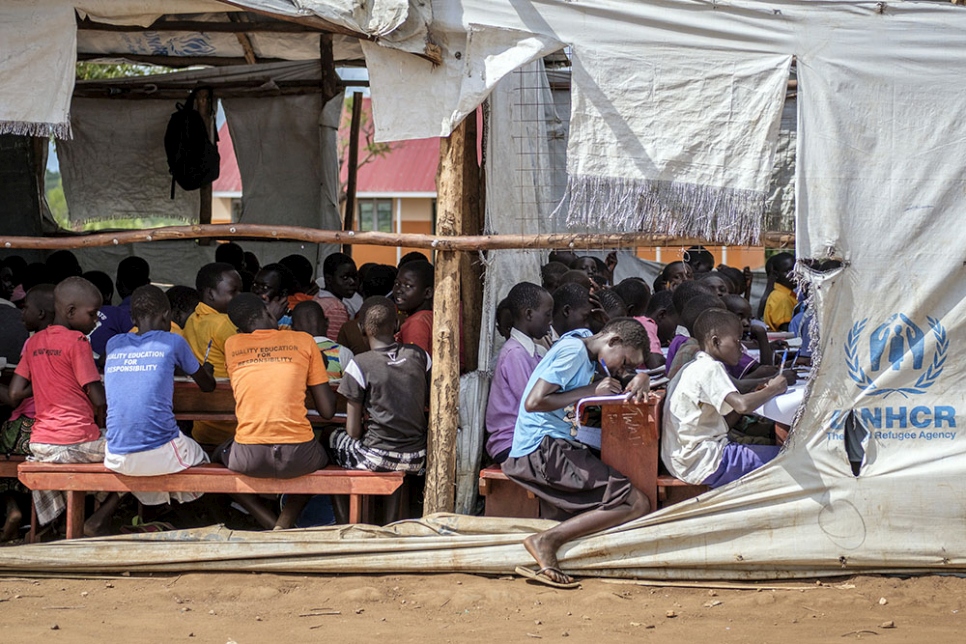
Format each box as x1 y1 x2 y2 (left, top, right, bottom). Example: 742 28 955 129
224 329 327 445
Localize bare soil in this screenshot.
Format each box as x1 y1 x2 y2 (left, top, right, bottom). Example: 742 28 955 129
2 572 964 643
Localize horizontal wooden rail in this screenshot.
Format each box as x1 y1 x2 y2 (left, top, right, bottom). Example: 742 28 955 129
0 224 795 252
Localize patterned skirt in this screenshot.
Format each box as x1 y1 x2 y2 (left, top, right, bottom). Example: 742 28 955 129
0 416 33 494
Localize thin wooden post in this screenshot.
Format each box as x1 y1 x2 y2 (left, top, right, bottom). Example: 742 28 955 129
342 91 363 257
195 88 214 245
425 119 469 515
459 110 483 373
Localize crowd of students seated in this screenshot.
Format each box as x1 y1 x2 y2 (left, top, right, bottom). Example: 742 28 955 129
0 245 814 584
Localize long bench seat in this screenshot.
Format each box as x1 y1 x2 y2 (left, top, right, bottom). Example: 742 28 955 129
18 462 404 540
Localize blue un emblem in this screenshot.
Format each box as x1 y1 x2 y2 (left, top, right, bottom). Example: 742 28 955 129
845 314 948 398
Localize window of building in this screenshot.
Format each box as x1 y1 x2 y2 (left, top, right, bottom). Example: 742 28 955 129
358 199 393 232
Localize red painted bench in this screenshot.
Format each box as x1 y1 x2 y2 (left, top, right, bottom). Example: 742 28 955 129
18 462 404 540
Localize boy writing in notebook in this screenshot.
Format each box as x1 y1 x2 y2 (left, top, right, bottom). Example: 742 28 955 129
7 277 118 535
662 308 787 489
103 285 216 507
503 318 651 588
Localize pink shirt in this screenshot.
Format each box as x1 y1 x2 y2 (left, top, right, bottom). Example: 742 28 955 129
634 315 663 355
313 292 350 340
14 325 101 445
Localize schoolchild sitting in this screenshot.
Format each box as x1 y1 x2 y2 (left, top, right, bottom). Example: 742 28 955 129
291 300 354 381
393 260 436 356
330 297 431 475
485 283 552 465
662 309 788 488
90 257 151 358
503 318 652 588
215 294 335 530
541 261 569 293
644 290 678 347
763 252 797 331
696 271 731 298
165 285 201 335
183 262 242 446
613 278 663 368
723 294 776 377
666 294 723 379
0 284 54 541
665 280 716 374
548 282 593 342
660 260 693 292
103 285 216 507
7 277 118 535
313 253 355 338
252 262 298 325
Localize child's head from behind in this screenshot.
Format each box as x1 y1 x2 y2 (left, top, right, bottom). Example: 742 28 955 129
227 293 275 333
393 260 434 313
596 317 649 374
361 264 397 299
130 285 171 333
558 269 594 291
613 278 651 317
671 279 714 322
54 277 102 335
597 288 628 321
694 308 744 366
495 297 512 340
82 270 114 306
540 261 569 293
552 282 593 334
684 246 715 275
291 300 328 338
362 296 398 343
116 256 151 299
681 294 725 335
506 282 553 340
166 285 201 329
723 294 753 333
196 262 242 314
278 254 315 293
645 290 678 344
22 284 55 333
715 265 745 294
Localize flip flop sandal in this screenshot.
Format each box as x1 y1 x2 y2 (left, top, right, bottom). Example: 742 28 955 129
515 565 581 589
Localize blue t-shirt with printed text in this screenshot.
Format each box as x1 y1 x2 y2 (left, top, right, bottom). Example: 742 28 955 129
509 329 594 458
105 330 200 454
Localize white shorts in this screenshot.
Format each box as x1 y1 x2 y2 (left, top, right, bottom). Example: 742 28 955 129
104 434 209 506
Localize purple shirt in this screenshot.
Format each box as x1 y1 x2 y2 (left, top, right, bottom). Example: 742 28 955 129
485 331 544 460
727 352 758 379
665 334 690 376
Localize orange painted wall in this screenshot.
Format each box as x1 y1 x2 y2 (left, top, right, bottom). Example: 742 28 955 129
352 220 434 267
636 246 765 270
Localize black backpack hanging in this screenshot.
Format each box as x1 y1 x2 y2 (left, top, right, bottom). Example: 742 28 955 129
164 88 220 198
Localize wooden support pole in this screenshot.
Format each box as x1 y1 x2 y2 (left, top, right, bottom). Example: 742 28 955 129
195 89 215 245
0 227 797 251
342 92 363 257
459 110 483 373
319 33 345 104
228 14 259 65
425 118 470 515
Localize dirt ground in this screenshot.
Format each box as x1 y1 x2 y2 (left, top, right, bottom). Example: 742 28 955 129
1 571 963 643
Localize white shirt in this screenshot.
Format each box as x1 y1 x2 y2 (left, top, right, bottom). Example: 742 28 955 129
661 351 738 484
509 327 548 358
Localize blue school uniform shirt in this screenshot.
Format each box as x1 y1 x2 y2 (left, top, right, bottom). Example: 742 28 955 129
509 329 594 458
104 330 200 454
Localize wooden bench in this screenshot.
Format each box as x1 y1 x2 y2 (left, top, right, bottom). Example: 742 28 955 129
479 467 708 518
0 455 26 479
18 462 404 540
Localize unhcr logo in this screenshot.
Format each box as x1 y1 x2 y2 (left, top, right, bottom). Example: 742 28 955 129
845 314 948 398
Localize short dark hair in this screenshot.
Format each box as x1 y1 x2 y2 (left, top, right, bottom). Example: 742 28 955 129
716 265 745 293
363 296 397 335
291 299 327 335
681 294 725 333
258 263 297 296
694 308 743 344
684 245 715 270
278 254 314 291
362 264 397 298
613 278 651 312
130 284 170 320
600 317 650 353
54 276 102 307
660 260 688 281
671 279 714 318
82 270 114 304
322 252 355 277
243 251 260 274
227 292 268 332
770 251 795 275
398 251 428 268
166 285 200 315
215 242 245 270
552 282 590 316
541 261 569 286
196 262 237 294
116 256 151 294
506 282 548 320
46 250 83 283
645 290 673 316
558 269 593 289
22 262 52 292
398 260 434 288
597 289 627 318
25 283 55 315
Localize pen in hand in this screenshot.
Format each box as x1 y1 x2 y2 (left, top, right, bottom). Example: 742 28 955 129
204 339 213 363
778 348 788 376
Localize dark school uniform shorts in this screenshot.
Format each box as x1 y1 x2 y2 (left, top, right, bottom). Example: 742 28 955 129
214 438 327 479
501 436 633 521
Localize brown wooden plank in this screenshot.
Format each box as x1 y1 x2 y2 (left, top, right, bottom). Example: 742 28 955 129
599 393 662 515
0 456 25 479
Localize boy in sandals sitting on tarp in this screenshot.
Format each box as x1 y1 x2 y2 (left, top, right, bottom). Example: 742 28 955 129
503 317 652 588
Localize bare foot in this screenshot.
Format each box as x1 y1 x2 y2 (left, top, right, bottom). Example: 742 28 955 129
1 499 22 542
523 532 573 585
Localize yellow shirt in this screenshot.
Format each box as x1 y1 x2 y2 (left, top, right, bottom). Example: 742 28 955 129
183 302 238 444
130 321 183 336
763 283 797 331
225 329 327 445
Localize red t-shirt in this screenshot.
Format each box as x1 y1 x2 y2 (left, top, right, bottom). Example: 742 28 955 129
14 325 101 445
398 309 433 356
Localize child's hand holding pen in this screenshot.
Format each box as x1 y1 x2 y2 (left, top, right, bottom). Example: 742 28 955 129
595 358 622 395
